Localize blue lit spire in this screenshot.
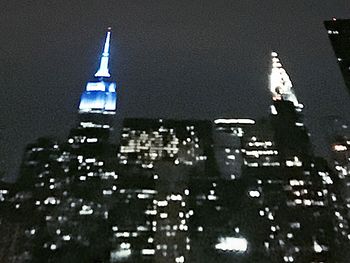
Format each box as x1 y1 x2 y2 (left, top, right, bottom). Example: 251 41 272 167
79 28 117 114
94 28 112 78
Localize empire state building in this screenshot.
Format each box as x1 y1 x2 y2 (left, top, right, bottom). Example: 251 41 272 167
79 28 117 115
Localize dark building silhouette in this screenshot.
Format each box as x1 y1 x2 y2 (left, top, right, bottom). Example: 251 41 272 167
324 18 350 95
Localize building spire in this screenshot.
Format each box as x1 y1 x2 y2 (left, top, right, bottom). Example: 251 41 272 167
79 27 117 114
95 27 112 78
269 51 301 108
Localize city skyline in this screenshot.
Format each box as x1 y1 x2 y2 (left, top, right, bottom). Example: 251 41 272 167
1 6 350 261
1 1 350 181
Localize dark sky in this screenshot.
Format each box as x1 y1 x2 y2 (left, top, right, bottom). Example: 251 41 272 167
1 1 350 180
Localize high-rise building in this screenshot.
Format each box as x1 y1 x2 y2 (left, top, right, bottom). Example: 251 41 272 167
79 28 117 116
324 18 350 95
115 118 215 263
43 28 120 261
213 118 255 180
324 117 350 246
0 29 120 262
118 118 212 168
325 117 350 180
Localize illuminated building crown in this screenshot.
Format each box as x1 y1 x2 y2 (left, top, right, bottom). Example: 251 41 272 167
79 28 117 114
269 52 301 108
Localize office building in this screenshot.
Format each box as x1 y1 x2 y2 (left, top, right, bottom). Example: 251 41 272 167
115 118 214 262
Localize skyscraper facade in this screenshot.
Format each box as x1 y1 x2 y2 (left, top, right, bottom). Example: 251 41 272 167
115 118 214 262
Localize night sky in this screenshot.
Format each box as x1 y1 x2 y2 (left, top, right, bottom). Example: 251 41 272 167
1 1 350 180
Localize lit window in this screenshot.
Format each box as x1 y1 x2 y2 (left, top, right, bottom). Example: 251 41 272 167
248 190 260 198
215 237 248 252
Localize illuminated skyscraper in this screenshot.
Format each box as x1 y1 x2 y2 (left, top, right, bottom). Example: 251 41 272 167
79 28 117 116
324 18 350 95
118 118 211 169
69 28 118 156
269 52 302 108
115 118 214 263
0 29 120 262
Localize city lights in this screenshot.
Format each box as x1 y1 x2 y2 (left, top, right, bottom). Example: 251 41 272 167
215 237 248 252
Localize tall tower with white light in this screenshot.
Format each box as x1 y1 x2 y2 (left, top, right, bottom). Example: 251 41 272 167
269 51 310 159
269 52 302 109
79 28 117 116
